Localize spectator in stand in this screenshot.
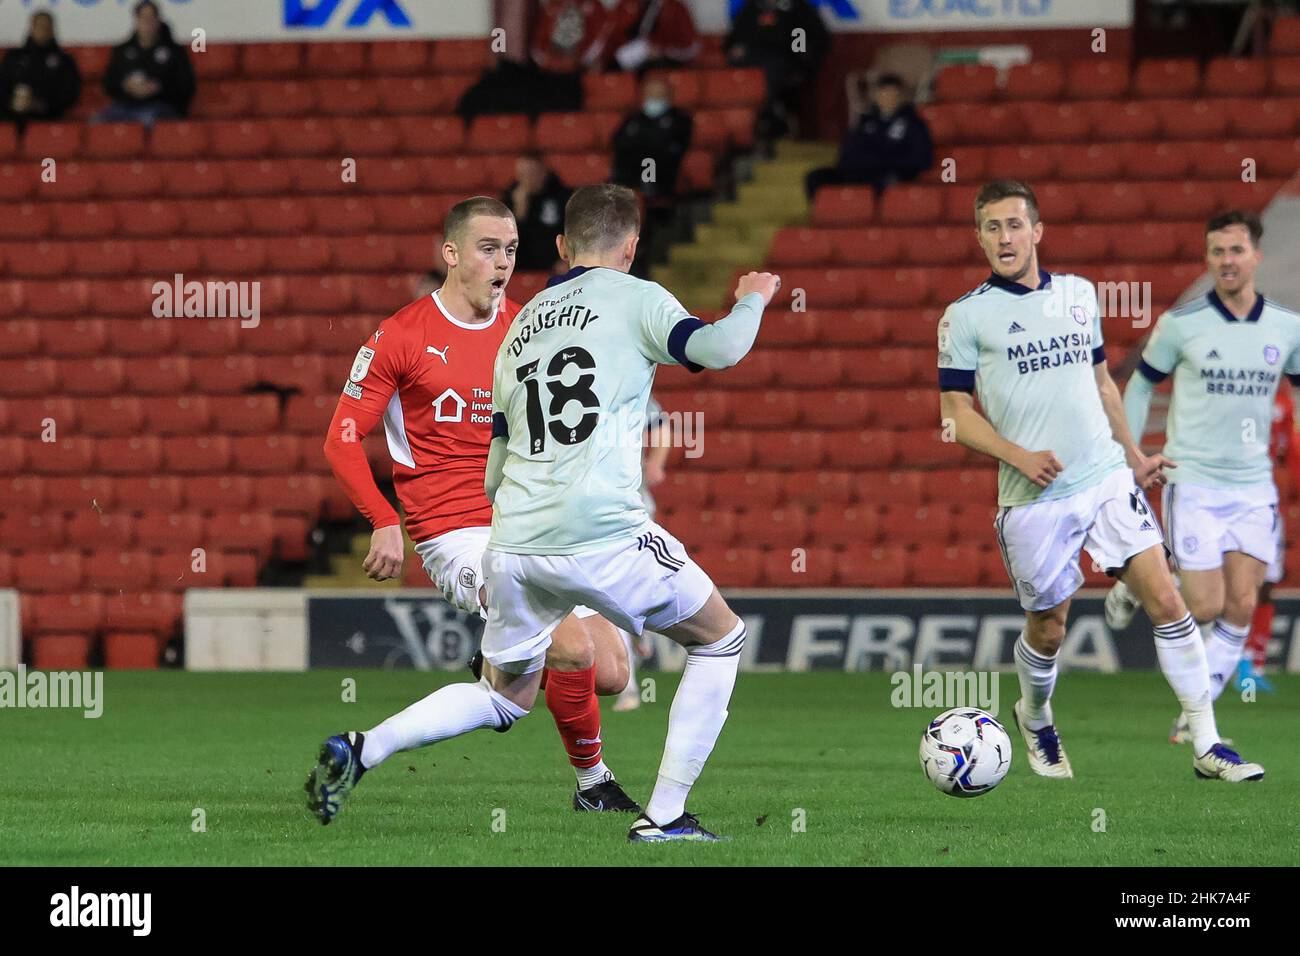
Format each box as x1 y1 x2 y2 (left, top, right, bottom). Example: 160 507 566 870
804 74 932 199
611 73 692 274
458 0 609 119
611 73 692 203
726 0 829 139
95 0 195 126
501 152 572 273
0 11 81 128
606 0 701 73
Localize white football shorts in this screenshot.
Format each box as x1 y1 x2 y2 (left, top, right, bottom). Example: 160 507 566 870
1161 479 1279 573
994 466 1165 612
480 521 714 674
415 526 598 623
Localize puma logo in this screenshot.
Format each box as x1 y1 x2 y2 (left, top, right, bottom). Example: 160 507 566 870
426 345 449 363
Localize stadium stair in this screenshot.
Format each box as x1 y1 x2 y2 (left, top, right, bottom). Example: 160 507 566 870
654 140 835 313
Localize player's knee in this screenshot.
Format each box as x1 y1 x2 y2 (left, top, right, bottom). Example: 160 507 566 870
546 638 595 672
1025 613 1066 654
1147 583 1190 625
596 653 630 696
689 614 746 658
1183 591 1221 624
1223 590 1257 626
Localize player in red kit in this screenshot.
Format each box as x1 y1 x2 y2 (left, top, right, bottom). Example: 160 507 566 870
306 197 639 824
1242 387 1294 693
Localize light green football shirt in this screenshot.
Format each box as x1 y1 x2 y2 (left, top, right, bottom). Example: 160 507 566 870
488 266 707 555
1138 291 1300 487
937 269 1126 507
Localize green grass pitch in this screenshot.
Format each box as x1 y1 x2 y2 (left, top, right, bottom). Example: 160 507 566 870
2 670 1295 866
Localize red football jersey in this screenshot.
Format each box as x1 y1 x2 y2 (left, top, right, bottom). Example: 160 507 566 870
324 291 520 543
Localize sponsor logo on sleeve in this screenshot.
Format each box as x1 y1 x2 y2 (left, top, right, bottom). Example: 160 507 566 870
350 346 375 382
343 381 364 400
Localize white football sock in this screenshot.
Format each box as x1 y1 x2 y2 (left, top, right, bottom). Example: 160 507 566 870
644 620 745 826
1154 613 1219 755
1013 632 1057 731
360 678 527 770
576 759 612 791
1205 619 1249 702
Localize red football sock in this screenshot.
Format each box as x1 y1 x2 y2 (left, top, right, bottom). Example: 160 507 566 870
1247 601 1273 669
543 665 602 769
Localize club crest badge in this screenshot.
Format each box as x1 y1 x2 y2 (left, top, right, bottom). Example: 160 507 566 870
1264 344 1280 365
1070 305 1087 326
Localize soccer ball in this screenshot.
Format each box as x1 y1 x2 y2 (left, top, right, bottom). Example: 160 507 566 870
919 708 1012 798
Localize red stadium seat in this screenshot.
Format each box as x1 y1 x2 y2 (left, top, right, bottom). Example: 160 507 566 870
231 434 302 474
1134 58 1200 98
15 551 84 593
740 390 800 427
104 633 161 669
1003 61 1065 101
836 544 910 588
694 546 765 587
22 122 82 160
76 395 144 434
798 389 872 428
1154 99 1228 139
933 64 999 103
701 68 766 108
115 476 184 511
32 635 92 670
823 429 897 469
242 42 304 78
203 511 275 558
781 471 851 509
465 114 532 154
86 123 147 160
102 591 181 637
26 592 104 635
1023 103 1090 143
180 474 255 513
163 435 233 474
811 186 874 227
750 432 826 470
1203 57 1269 96
911 544 985 587
1268 56 1300 94
1272 17 1300 55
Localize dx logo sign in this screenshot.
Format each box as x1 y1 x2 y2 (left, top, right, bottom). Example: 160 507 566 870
285 0 412 28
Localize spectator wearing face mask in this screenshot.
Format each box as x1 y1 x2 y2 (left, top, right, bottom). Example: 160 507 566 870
96 0 196 126
611 74 692 203
804 73 933 199
501 152 572 273
0 10 82 127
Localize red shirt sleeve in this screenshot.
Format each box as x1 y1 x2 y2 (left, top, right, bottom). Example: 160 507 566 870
323 319 414 531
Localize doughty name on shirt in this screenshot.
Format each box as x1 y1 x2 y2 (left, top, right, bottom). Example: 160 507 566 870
505 303 600 358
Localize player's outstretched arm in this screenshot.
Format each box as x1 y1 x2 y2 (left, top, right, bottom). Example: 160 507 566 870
681 271 780 370
939 390 1063 489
